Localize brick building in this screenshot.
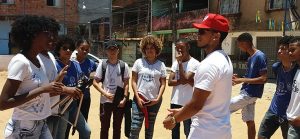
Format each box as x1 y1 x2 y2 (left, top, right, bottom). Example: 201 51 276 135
0 0 79 54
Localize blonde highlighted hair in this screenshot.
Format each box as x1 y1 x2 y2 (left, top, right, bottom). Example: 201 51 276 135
139 35 163 56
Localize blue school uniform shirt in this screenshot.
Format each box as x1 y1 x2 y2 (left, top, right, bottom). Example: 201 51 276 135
79 58 97 97
56 59 82 87
241 50 267 98
268 62 298 118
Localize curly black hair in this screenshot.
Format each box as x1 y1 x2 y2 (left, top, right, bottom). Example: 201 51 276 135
278 36 294 46
54 35 75 57
237 32 253 45
75 39 91 48
10 15 60 52
289 37 300 45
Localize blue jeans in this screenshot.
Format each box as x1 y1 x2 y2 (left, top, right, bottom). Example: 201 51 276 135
130 98 162 139
288 125 300 139
47 115 60 138
56 101 91 139
171 104 191 139
4 119 52 139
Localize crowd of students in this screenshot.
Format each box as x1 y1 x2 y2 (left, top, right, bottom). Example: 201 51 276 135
1 13 300 139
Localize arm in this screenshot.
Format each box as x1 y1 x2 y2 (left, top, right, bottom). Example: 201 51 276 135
233 71 268 85
168 72 180 86
92 79 113 100
163 88 210 129
118 78 129 108
0 79 63 110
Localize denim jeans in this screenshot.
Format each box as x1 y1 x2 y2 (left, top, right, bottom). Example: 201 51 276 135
56 101 91 139
130 98 162 139
171 104 191 139
4 119 52 139
288 124 300 139
100 102 125 139
47 115 60 138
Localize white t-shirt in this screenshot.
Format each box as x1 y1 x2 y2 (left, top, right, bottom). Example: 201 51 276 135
37 52 60 114
94 60 130 103
170 57 199 106
287 69 300 120
188 50 233 139
132 58 167 100
8 54 51 120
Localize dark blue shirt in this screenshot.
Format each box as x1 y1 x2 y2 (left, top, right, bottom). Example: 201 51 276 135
79 58 97 97
241 50 267 98
269 62 298 118
56 59 82 87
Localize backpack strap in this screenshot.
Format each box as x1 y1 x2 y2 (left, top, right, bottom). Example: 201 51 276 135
100 59 126 82
119 60 125 82
100 59 107 83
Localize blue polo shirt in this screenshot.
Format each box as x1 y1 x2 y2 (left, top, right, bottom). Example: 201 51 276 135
56 59 82 87
268 62 298 118
79 58 97 97
241 50 267 98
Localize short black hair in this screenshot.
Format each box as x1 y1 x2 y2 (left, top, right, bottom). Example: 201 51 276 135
54 35 75 57
237 33 253 44
76 39 91 48
176 38 190 46
278 36 294 46
289 37 300 46
10 15 59 52
220 32 228 43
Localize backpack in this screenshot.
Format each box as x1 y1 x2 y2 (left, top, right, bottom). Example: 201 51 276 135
100 59 126 83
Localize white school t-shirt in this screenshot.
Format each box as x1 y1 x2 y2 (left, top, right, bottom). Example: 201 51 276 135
188 50 232 139
37 52 60 114
132 58 167 100
170 57 199 106
8 54 51 120
94 60 130 103
287 69 300 120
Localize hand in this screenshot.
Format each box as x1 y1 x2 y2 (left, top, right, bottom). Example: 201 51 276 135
175 49 183 63
44 82 64 94
163 115 176 130
290 117 300 127
232 74 242 86
62 87 81 99
145 98 159 106
55 65 68 82
118 98 126 108
104 92 114 101
136 96 145 109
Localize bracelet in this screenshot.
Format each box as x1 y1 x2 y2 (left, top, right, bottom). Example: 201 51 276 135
170 116 177 124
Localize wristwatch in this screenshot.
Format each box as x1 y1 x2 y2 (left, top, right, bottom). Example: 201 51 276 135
170 116 177 124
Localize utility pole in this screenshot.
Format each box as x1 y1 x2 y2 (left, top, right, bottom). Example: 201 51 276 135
171 0 177 63
283 0 288 36
64 0 66 35
109 0 112 40
147 0 152 34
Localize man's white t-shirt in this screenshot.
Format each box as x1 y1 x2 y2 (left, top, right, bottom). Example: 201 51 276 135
8 54 51 120
94 60 130 103
37 52 60 114
170 57 199 106
132 58 167 100
189 50 233 139
287 69 300 120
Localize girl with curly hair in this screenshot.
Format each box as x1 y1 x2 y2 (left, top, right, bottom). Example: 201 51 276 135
130 35 167 139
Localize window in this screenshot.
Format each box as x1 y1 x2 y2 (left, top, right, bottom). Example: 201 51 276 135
267 0 292 10
219 0 240 15
47 0 60 7
0 0 14 4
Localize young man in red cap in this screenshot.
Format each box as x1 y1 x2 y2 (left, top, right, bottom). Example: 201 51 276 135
163 13 233 139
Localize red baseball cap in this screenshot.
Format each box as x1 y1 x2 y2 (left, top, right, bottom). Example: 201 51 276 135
193 13 229 32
